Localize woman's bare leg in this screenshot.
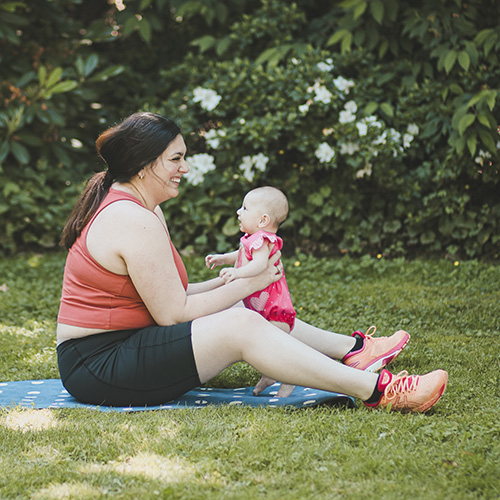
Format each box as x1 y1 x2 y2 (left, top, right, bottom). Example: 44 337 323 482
253 320 295 397
190 308 378 401
290 318 357 360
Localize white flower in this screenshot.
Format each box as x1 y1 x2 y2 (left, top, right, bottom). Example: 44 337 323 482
387 128 401 143
332 76 355 94
340 142 360 155
298 103 310 114
239 156 256 182
365 115 383 128
475 149 492 166
373 130 388 145
204 129 220 149
339 110 356 124
313 85 333 104
317 59 334 72
356 163 372 179
407 123 419 136
192 87 221 111
403 133 414 149
185 153 216 186
315 142 335 163
204 128 226 149
356 121 368 136
344 100 357 113
238 153 269 182
253 153 269 172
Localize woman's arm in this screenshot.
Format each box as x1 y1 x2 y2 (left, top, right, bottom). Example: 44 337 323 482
115 207 280 325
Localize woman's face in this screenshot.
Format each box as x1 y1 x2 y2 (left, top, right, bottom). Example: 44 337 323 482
151 134 189 199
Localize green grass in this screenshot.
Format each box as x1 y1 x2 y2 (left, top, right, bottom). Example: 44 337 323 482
1 253 499 499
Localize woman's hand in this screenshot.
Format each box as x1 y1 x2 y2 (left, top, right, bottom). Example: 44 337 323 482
247 251 282 292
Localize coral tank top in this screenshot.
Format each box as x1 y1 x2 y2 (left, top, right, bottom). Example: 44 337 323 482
57 188 188 329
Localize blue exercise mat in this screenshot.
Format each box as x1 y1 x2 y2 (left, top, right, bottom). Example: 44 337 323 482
0 379 355 412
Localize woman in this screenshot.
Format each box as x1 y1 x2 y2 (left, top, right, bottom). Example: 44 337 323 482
57 112 448 411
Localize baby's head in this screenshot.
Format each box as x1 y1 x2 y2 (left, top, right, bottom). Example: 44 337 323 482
237 186 289 235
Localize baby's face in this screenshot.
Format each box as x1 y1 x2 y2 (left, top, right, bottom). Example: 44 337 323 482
236 193 266 234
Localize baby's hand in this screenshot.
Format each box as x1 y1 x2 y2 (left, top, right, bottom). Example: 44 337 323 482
205 254 224 269
219 267 239 284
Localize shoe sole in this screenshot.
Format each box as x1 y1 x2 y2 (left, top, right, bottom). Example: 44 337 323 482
364 331 410 372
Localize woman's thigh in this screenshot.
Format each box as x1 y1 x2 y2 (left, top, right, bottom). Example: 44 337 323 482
191 308 267 383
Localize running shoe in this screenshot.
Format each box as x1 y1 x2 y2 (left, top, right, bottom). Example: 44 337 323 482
342 326 410 372
365 368 448 413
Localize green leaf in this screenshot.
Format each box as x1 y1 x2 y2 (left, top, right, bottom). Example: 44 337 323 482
380 102 394 117
88 65 124 82
364 101 378 115
123 16 139 37
38 65 47 86
48 80 78 95
10 141 30 164
191 35 216 53
326 29 349 47
370 0 384 23
474 28 494 45
84 54 99 77
467 132 477 156
444 50 457 74
45 67 63 89
138 18 152 43
216 37 231 56
0 141 10 162
353 1 367 20
448 83 463 95
383 220 401 233
420 231 436 245
17 131 42 146
477 113 490 128
457 51 470 72
222 216 239 237
341 32 353 53
478 129 497 154
458 114 475 136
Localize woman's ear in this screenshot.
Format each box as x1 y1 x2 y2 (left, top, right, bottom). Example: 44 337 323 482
259 214 271 228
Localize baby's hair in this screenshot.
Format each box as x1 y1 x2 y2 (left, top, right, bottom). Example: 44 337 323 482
248 186 289 229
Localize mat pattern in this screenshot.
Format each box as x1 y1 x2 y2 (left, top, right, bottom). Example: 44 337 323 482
0 379 355 412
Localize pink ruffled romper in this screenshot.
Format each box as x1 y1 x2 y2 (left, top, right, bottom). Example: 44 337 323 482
239 230 296 330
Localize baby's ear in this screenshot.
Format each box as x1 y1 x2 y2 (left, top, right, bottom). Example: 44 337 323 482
259 213 271 228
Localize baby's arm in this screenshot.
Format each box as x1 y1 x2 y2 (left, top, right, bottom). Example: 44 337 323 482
205 250 239 269
220 243 271 284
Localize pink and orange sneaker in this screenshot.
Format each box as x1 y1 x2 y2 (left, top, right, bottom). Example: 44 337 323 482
365 368 448 413
342 326 410 372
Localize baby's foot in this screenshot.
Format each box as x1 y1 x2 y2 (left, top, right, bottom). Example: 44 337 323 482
276 383 295 398
253 375 277 396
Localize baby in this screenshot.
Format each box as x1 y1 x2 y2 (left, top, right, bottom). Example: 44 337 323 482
206 186 296 397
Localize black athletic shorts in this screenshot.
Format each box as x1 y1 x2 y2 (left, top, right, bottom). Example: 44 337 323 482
57 323 200 407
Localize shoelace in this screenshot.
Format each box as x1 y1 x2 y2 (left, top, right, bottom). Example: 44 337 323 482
384 371 419 400
364 325 377 339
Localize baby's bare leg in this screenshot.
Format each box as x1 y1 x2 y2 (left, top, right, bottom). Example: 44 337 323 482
253 321 295 397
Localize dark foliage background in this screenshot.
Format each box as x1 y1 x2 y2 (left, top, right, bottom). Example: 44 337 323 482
0 0 498 258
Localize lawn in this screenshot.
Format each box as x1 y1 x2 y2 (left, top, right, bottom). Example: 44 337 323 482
0 252 499 499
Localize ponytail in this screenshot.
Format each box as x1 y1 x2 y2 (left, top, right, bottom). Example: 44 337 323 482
60 170 114 249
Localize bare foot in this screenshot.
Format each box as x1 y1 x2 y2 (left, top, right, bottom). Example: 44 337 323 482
253 375 277 396
276 383 295 398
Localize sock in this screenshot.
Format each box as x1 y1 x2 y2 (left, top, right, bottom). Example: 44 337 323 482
349 333 364 353
364 374 384 404
364 370 392 404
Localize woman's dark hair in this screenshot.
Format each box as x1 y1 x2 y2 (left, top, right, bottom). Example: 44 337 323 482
60 112 181 249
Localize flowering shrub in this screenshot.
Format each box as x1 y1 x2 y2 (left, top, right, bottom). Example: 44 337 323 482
1 0 498 259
